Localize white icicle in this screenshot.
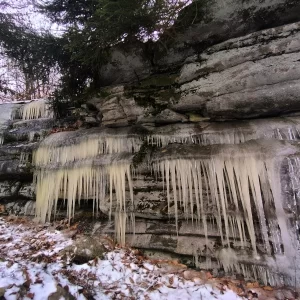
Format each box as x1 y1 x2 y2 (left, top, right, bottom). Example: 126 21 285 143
34 133 142 167
35 162 134 245
154 151 278 254
21 99 53 120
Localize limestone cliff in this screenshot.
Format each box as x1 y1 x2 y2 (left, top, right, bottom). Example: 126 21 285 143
1 0 300 290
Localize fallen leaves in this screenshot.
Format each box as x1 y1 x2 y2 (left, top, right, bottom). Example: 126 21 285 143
263 285 273 291
183 270 208 281
26 292 34 299
22 268 31 284
246 281 260 289
0 205 5 214
129 277 135 284
227 281 244 296
0 217 297 300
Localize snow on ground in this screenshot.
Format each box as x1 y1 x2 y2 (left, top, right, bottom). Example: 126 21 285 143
0 216 285 300
0 217 241 299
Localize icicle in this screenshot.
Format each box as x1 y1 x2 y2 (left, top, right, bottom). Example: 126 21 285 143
0 135 3 145
150 118 300 148
35 162 134 245
28 132 36 142
154 151 277 254
266 159 295 257
34 133 142 167
115 211 127 246
149 134 194 147
193 246 200 268
216 247 239 274
21 99 53 120
20 152 30 164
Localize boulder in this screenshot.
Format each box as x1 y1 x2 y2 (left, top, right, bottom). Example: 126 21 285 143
61 235 107 264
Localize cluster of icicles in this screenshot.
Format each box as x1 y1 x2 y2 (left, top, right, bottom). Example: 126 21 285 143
194 247 279 286
155 152 293 253
34 132 141 245
149 127 300 147
35 164 134 245
31 122 300 286
147 117 300 149
34 131 143 167
17 100 298 285
21 99 53 120
34 132 294 255
154 151 298 285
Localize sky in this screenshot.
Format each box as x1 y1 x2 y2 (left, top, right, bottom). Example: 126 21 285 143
2 0 64 34
0 0 63 102
0 0 192 102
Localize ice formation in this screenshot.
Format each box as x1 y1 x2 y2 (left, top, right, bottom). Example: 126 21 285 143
214 247 279 286
148 134 194 147
34 130 138 244
149 117 300 147
21 99 53 120
32 118 300 281
20 152 31 163
151 127 299 147
153 142 297 262
0 103 21 145
34 130 142 167
35 162 132 216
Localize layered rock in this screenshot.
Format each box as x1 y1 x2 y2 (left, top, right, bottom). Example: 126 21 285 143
98 0 300 85
16 117 299 287
0 101 54 206
89 21 300 128
176 21 300 120
1 0 300 290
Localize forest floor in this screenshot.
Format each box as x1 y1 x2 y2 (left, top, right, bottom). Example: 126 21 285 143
0 216 296 300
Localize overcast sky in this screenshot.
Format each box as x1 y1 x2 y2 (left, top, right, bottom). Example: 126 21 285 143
2 0 63 34
0 0 63 102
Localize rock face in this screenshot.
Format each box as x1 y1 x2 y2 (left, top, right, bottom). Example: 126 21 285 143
154 0 300 69
88 86 147 127
98 0 300 85
2 0 300 290
176 21 300 120
99 42 152 86
91 21 300 124
0 102 55 209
